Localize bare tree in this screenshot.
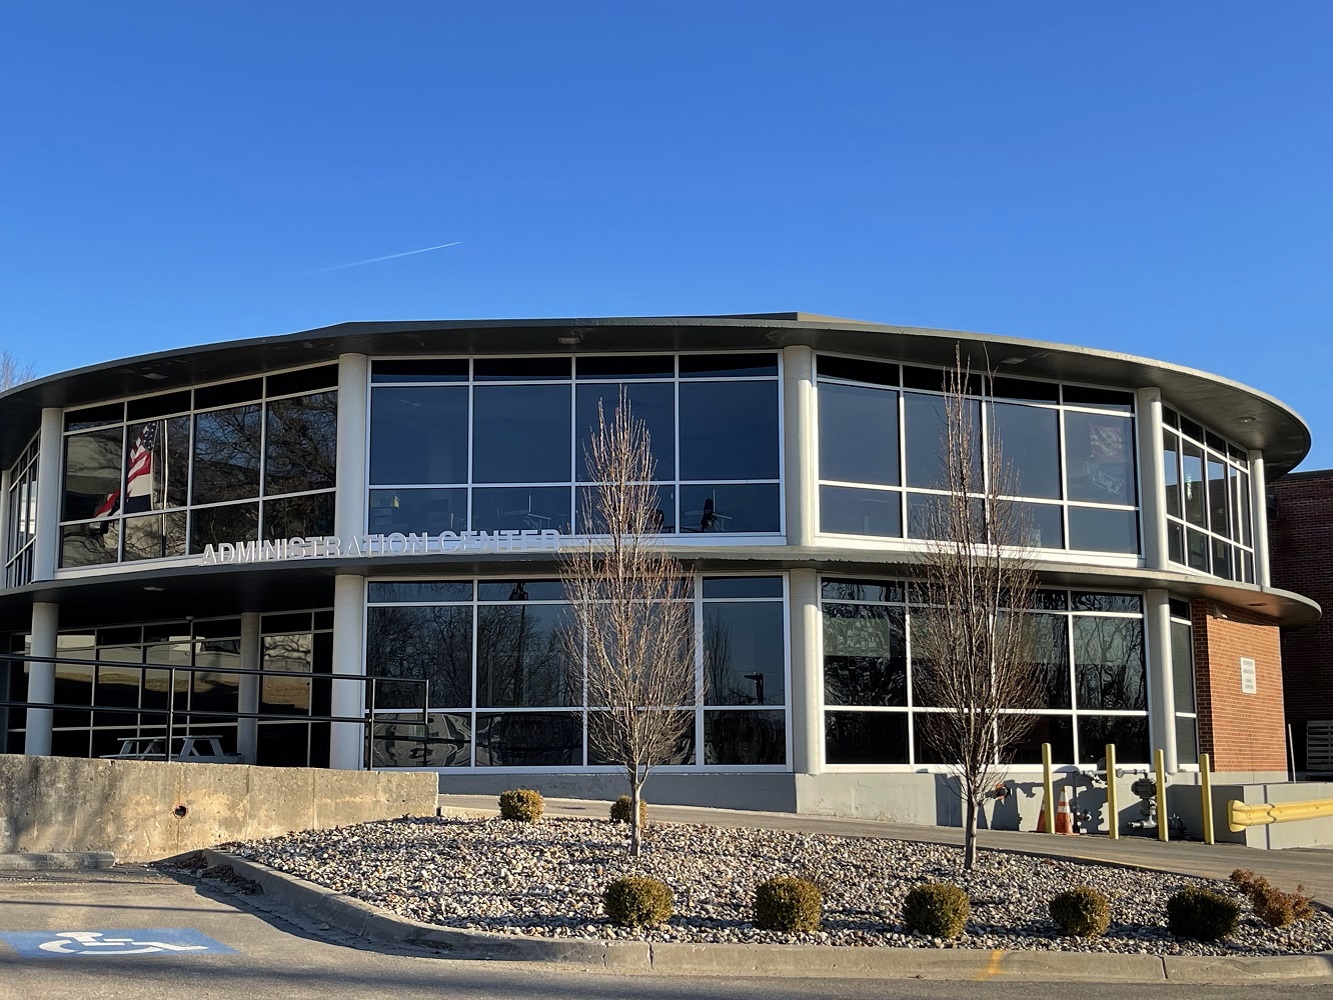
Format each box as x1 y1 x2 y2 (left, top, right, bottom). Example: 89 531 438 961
561 392 698 857
911 349 1043 871
1 351 36 390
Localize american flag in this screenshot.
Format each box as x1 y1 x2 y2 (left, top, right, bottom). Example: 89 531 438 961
93 422 157 519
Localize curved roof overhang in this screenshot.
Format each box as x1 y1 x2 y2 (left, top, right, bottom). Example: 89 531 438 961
0 548 1317 632
0 313 1312 474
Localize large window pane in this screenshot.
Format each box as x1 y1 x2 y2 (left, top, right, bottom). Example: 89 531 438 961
192 405 261 504
576 382 675 481
472 486 571 534
1207 455 1230 538
1064 412 1135 506
703 602 785 706
819 382 899 485
822 603 906 706
265 393 337 496
63 427 123 520
61 521 120 566
989 402 1061 499
473 384 572 483
1073 617 1146 710
188 502 259 554
1077 715 1148 764
476 604 576 708
122 416 190 513
1010 715 1075 764
372 712 471 767
1171 619 1195 712
679 483 780 533
123 511 188 561
1163 430 1181 519
1067 507 1138 554
367 606 473 708
905 393 980 490
369 488 467 535
1018 613 1071 709
703 710 785 764
820 485 901 537
1181 440 1206 528
262 492 335 540
679 380 779 481
370 386 468 486
475 712 581 766
998 501 1064 549
825 710 908 764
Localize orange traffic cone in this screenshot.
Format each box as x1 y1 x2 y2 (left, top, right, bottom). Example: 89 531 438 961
1055 786 1076 835
1036 789 1049 833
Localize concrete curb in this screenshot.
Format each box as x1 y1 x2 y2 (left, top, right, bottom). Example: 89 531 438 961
0 852 115 871
203 850 1333 982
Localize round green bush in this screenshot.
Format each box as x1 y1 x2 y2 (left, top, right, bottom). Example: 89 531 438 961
603 876 674 927
1048 886 1111 937
1166 887 1239 941
753 876 822 933
902 883 970 939
610 795 648 825
498 788 544 823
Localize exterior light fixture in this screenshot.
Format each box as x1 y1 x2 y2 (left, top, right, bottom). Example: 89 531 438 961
557 331 583 346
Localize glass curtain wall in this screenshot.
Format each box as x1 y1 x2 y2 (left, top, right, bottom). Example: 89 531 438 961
816 357 1141 554
366 575 788 769
1161 408 1254 582
4 433 39 587
257 610 333 768
1170 599 1199 763
58 365 338 568
367 354 782 538
821 578 1149 766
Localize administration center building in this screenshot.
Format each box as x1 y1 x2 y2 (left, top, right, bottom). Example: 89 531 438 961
0 314 1319 821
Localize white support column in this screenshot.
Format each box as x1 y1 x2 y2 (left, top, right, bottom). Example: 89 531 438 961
334 353 370 542
330 573 366 769
0 467 11 573
781 345 817 547
1144 588 1178 772
32 408 63 581
1135 388 1169 570
1248 450 1271 588
788 568 823 775
23 602 59 756
236 612 262 764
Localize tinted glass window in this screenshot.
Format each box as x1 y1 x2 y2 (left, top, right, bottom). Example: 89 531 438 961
1077 715 1148 764
819 382 898 485
576 355 674 379
820 485 901 537
476 604 576 708
701 576 783 598
678 380 778 481
472 385 572 483
904 393 980 490
1073 616 1146 710
476 712 581 766
817 355 898 386
369 488 467 534
372 712 471 768
1067 507 1138 554
473 357 570 381
367 581 474 603
123 511 188 561
262 492 335 540
265 393 337 496
821 578 904 603
825 711 908 764
1064 412 1135 505
679 353 777 378
1062 386 1134 411
989 402 1060 499
192 405 262 504
1207 455 1230 536
1009 715 1075 764
1020 613 1070 709
1163 430 1181 518
61 521 120 566
678 483 780 533
703 601 785 706
999 501 1063 549
703 710 785 764
188 501 259 553
576 382 675 480
63 427 123 520
367 606 473 708
370 387 468 485
471 486 572 534
1170 619 1195 713
371 359 469 383
823 603 906 706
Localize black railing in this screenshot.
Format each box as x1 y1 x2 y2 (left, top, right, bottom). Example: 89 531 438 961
0 651 431 769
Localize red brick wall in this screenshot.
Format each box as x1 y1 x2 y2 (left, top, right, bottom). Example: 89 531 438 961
1191 600 1287 773
1270 471 1333 769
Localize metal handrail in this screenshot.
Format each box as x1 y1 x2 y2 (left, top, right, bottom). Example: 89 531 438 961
0 651 431 768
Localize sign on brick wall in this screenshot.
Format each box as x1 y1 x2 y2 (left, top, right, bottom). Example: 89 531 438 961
1240 657 1257 694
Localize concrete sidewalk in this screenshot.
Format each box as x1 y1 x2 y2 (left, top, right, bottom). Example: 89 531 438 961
436 794 1333 905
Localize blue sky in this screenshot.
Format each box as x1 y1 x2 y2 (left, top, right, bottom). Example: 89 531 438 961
3 3 1330 468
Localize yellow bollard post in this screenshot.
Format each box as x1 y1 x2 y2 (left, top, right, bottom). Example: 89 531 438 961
1042 742 1055 835
1201 753 1214 846
1155 748 1169 843
1106 743 1119 840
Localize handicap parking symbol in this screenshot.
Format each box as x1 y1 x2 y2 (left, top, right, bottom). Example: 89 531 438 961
0 929 235 957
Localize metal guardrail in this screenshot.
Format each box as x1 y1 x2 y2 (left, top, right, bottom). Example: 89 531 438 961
0 651 430 768
1228 797 1333 831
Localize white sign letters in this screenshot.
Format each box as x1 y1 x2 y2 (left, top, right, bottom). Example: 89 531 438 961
201 530 561 565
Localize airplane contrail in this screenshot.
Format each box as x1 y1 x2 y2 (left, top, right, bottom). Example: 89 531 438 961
311 241 462 273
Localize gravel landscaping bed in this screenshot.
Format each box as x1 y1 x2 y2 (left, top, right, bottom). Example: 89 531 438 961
224 816 1333 957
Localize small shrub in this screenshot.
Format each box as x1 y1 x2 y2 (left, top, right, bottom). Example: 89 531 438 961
1048 886 1111 937
1232 869 1315 928
603 876 673 927
753 876 822 933
1166 887 1239 941
498 788 544 823
610 795 648 825
902 882 970 939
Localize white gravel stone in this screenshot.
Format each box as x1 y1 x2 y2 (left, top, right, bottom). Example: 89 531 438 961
223 816 1333 957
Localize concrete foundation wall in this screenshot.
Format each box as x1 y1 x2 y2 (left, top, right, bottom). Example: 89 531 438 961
0 754 438 861
1204 780 1333 850
436 771 799 812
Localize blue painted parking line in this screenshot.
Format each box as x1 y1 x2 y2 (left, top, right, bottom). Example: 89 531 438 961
0 929 236 957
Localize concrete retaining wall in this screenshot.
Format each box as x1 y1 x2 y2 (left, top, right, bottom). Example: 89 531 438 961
0 754 438 861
